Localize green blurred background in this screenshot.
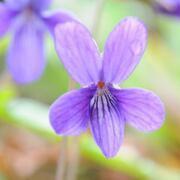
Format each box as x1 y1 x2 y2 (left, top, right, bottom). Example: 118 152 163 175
0 0 180 179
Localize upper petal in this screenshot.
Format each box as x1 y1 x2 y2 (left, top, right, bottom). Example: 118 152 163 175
7 20 46 84
0 3 17 37
90 90 125 158
42 11 76 35
102 17 147 84
54 22 101 86
111 87 165 132
49 87 96 135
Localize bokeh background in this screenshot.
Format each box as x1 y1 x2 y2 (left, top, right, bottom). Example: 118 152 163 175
0 0 180 179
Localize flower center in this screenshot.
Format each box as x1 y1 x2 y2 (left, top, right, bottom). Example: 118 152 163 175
97 81 105 89
23 6 35 20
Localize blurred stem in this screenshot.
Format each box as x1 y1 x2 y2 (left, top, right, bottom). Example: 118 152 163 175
55 0 106 179
55 78 78 180
0 70 12 87
66 138 80 180
92 0 106 39
55 137 68 180
66 79 79 180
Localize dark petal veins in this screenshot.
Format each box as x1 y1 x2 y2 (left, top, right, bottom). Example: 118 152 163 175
90 90 124 158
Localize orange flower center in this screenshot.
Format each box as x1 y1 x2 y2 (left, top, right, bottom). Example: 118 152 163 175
97 81 105 89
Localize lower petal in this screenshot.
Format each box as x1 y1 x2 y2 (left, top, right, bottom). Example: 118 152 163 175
7 21 45 84
90 90 125 158
111 88 165 132
49 87 96 136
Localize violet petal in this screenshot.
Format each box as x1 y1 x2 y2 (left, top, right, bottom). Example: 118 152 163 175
0 3 17 37
7 20 46 84
54 22 101 86
102 17 147 84
6 0 30 11
49 87 96 135
111 87 165 132
90 91 124 158
155 0 180 17
31 0 52 12
42 11 76 35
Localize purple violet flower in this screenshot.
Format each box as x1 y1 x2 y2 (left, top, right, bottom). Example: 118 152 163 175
0 0 74 84
49 17 165 158
154 0 180 17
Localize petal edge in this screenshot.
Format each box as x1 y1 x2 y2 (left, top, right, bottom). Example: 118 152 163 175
7 21 45 84
54 22 101 86
49 87 96 136
102 17 147 84
111 87 165 132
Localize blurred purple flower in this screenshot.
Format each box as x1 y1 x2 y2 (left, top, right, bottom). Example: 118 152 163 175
0 0 74 84
49 18 165 158
155 0 180 17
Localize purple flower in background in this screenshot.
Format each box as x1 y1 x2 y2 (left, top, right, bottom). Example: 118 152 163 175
155 0 180 17
49 17 165 158
0 0 74 84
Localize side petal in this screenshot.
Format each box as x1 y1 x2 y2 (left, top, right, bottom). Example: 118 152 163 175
49 87 96 135
111 88 165 132
102 17 147 84
0 4 17 37
90 91 125 158
42 11 76 35
7 21 45 84
55 22 101 86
